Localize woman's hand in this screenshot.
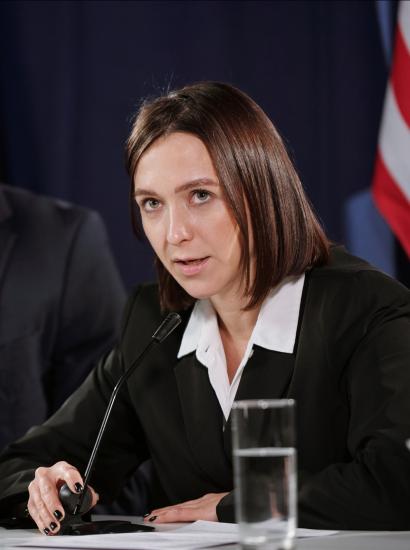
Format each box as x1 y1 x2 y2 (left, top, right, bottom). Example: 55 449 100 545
27 461 99 535
144 492 229 523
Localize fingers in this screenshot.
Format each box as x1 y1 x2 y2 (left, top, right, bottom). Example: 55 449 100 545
27 461 84 535
147 495 203 517
144 492 227 524
27 479 59 535
88 486 100 508
146 506 201 523
54 461 84 495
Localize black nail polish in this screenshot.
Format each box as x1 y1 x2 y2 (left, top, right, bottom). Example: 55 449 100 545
50 522 57 531
54 510 63 520
74 482 83 493
143 513 150 518
149 515 157 522
44 528 50 535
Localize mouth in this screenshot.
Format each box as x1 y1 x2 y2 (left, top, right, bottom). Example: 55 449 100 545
172 256 210 276
174 257 209 265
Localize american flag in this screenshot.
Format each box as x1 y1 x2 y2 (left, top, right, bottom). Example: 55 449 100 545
372 0 410 258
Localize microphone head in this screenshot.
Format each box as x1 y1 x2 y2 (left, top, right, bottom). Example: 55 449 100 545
152 312 182 343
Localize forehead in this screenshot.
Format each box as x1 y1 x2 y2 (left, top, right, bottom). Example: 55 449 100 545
134 132 218 189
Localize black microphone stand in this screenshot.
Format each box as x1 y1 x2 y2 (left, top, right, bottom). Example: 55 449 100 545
58 312 182 535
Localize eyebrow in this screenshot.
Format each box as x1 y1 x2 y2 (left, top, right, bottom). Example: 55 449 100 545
134 178 219 197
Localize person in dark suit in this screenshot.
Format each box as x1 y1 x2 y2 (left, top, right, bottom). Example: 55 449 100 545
0 83 409 535
0 184 126 451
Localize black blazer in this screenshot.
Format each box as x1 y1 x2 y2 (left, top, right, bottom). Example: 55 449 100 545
0 184 126 450
0 247 409 530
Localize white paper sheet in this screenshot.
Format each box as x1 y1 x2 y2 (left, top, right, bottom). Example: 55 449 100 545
8 520 338 550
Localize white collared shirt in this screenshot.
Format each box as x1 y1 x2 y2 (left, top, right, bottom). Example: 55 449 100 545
177 274 305 420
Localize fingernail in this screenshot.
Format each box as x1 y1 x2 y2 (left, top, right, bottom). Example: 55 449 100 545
143 513 150 518
149 515 157 522
74 483 83 493
54 510 63 520
44 528 50 535
50 522 57 531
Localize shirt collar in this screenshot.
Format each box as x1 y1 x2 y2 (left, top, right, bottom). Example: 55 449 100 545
177 273 305 359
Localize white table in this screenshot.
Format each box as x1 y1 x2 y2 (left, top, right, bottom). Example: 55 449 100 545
1 516 410 550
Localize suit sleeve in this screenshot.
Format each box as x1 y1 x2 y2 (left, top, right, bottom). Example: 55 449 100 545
0 290 149 517
46 210 126 414
298 271 410 530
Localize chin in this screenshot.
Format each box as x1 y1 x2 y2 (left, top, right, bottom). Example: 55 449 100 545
178 282 218 301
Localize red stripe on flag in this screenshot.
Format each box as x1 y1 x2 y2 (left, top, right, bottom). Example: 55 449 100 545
373 152 410 257
391 27 410 129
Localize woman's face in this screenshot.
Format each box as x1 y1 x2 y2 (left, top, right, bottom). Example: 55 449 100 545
133 132 244 305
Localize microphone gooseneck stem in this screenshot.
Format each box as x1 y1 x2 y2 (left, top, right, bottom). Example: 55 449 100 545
83 341 156 488
74 312 181 514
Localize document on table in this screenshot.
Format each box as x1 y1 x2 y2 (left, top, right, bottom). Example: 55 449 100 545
10 521 338 550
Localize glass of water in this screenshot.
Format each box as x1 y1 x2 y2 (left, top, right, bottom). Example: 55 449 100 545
231 399 296 550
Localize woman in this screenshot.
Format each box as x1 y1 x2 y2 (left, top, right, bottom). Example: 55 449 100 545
0 82 409 535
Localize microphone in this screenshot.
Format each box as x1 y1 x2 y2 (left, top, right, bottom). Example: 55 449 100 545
58 312 182 535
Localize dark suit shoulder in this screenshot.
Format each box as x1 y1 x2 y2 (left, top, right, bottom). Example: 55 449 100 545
312 245 378 276
124 283 161 321
311 246 409 300
0 183 102 238
120 283 190 363
120 283 161 345
307 247 409 341
122 282 193 336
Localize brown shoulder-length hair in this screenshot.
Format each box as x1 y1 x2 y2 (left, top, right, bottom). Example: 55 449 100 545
126 81 329 311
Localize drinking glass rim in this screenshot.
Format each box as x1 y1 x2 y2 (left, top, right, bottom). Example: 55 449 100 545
232 398 295 409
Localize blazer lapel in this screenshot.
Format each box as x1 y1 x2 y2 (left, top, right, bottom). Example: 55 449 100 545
174 354 232 488
223 346 296 459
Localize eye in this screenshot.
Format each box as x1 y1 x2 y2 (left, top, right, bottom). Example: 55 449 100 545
192 189 211 204
140 198 161 212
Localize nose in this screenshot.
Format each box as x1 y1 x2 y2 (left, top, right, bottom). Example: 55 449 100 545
166 204 193 245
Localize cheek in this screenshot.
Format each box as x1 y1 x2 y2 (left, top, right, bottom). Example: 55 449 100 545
142 220 164 257
221 224 241 259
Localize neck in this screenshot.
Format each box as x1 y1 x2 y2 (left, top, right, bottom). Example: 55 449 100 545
211 293 260 343
211 294 261 383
